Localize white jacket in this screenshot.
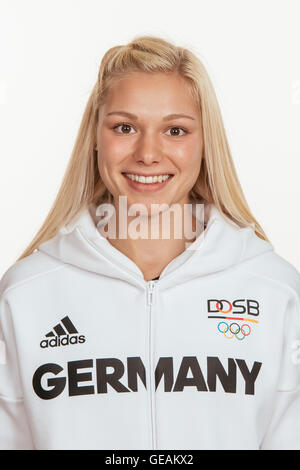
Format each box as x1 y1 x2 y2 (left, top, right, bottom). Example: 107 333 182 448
1 203 300 450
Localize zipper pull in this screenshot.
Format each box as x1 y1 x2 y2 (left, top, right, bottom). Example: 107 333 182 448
147 280 156 305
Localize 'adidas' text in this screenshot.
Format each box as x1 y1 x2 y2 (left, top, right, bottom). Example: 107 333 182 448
40 316 85 348
40 334 86 349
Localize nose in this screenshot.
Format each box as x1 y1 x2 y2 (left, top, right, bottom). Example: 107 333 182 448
133 131 162 165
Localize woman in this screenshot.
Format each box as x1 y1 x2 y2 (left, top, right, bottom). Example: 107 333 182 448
0 35 299 450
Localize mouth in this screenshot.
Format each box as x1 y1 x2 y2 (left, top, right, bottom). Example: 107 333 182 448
121 172 174 192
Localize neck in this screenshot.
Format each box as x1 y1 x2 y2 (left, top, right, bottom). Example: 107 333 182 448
91 198 206 282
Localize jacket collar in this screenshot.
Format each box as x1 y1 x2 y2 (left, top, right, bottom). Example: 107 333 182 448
38 201 274 290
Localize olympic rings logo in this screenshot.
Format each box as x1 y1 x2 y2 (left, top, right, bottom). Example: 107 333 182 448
217 321 251 341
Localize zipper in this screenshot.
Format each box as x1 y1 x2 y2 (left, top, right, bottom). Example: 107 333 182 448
147 280 156 449
147 280 156 306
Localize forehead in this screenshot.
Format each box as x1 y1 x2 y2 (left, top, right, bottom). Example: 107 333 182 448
101 71 199 117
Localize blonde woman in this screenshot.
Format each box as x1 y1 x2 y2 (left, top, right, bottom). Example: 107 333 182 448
0 35 299 450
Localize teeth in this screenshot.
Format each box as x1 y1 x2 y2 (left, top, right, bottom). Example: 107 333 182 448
124 173 172 184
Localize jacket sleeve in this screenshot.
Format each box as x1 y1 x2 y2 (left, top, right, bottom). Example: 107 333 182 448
0 293 34 450
260 291 300 449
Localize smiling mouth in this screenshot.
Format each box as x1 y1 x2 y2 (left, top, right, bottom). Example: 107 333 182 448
121 173 174 184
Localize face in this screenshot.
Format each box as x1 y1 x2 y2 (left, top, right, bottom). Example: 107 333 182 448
96 71 204 216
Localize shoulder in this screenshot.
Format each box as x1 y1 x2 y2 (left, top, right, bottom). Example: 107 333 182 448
239 248 300 299
0 250 64 297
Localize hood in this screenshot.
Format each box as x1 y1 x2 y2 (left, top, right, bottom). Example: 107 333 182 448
38 202 274 290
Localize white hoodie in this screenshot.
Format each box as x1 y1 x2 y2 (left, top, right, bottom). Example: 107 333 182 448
0 202 300 450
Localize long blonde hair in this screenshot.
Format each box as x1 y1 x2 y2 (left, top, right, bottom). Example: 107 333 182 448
17 35 269 262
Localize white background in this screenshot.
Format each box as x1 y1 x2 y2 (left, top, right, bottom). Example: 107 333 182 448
0 0 299 277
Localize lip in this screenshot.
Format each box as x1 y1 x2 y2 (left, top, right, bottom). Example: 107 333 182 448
122 173 174 192
122 172 173 177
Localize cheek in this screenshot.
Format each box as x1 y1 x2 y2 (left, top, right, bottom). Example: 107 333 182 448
97 154 120 191
174 140 202 174
97 131 126 173
98 127 131 156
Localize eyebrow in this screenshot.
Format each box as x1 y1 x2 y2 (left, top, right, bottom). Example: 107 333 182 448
106 111 196 121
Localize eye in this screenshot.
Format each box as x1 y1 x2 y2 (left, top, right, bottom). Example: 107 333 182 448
112 123 188 136
113 123 135 134
166 126 187 137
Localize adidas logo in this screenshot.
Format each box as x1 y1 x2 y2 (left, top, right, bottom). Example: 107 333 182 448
40 316 86 349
